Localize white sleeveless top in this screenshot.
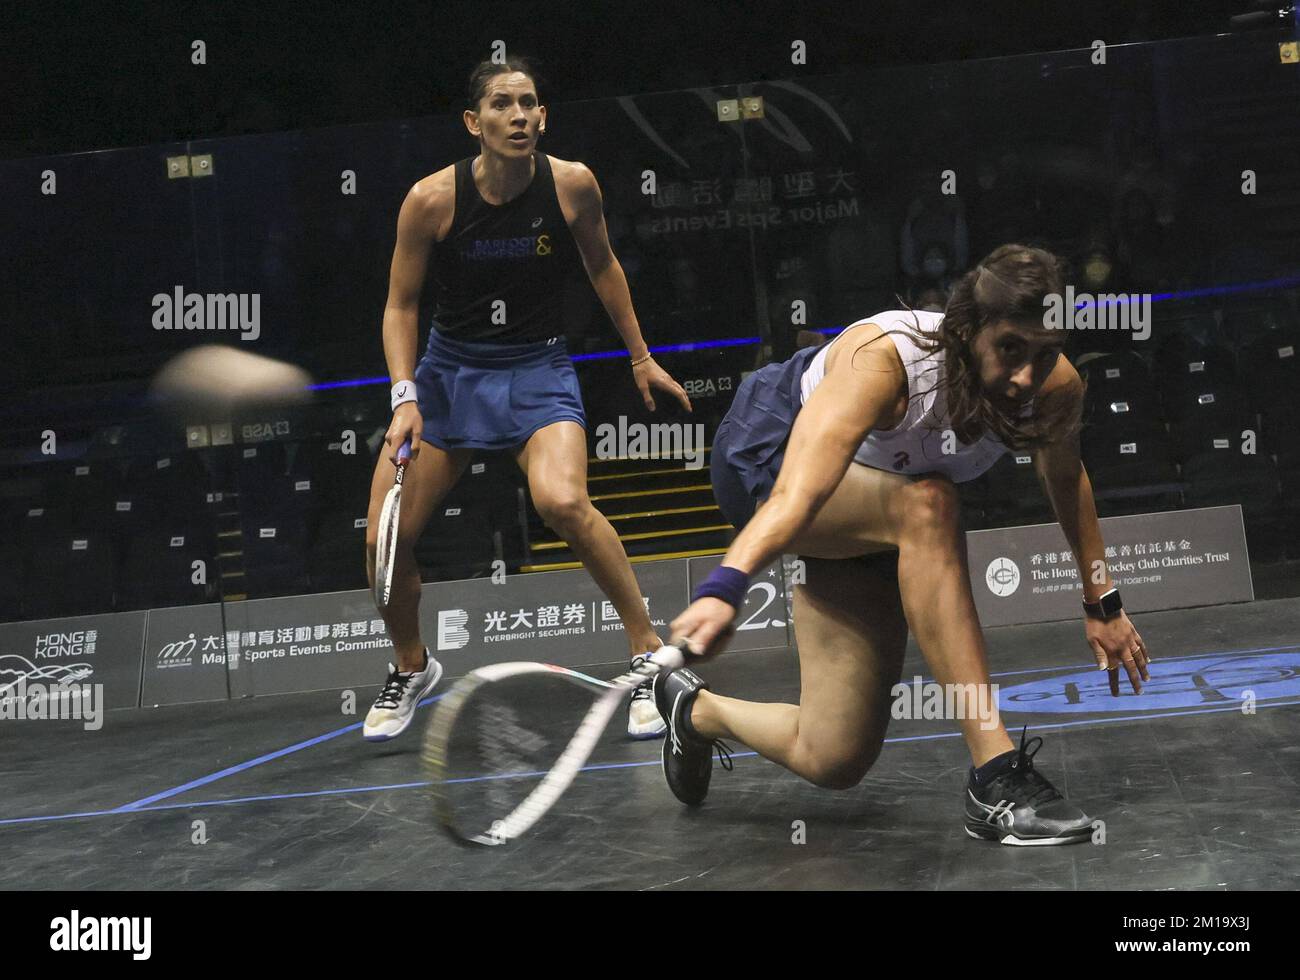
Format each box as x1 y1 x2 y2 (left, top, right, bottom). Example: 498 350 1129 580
799 309 1033 483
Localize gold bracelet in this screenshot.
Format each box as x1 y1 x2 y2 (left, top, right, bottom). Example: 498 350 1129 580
630 352 653 367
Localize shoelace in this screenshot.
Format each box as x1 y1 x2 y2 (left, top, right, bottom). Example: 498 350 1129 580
628 658 656 703
1003 726 1062 808
373 669 414 711
634 655 735 771
713 739 735 771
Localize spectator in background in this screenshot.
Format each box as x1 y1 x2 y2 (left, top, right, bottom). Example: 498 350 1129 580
968 151 1041 255
1112 185 1177 293
912 284 948 313
1075 220 1119 293
824 183 898 325
900 188 968 297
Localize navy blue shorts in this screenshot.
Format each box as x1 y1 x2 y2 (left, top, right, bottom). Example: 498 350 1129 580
713 404 899 581
711 414 768 530
414 328 586 451
710 348 821 530
713 364 899 580
714 347 901 580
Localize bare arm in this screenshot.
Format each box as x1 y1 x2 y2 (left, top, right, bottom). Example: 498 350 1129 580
1031 362 1113 598
566 160 690 412
380 177 443 459
723 324 906 575
1033 359 1149 693
383 180 441 384
567 163 645 356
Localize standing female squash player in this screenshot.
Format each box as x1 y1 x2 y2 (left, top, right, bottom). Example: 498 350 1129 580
658 245 1151 844
362 58 691 742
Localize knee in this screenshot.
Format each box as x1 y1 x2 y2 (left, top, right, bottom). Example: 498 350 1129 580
364 519 416 568
802 743 882 791
899 474 961 539
533 489 592 533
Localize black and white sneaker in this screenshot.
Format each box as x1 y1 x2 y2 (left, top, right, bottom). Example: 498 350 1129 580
362 649 443 742
964 727 1093 846
652 666 732 805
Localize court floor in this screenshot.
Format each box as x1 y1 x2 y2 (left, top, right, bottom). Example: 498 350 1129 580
2 597 1299 890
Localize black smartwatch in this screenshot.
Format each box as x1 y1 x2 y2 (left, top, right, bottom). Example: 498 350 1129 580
1082 587 1123 620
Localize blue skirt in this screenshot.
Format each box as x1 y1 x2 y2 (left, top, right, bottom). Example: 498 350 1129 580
415 327 586 451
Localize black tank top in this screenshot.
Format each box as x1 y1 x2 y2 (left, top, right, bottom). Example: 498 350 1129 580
427 152 581 344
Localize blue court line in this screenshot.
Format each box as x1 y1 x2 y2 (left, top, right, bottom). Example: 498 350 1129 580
106 640 1300 814
308 374 391 391
310 335 766 391
571 336 761 361
313 270 1300 389
982 642 1300 680
884 697 1300 741
2 697 1296 830
110 692 448 812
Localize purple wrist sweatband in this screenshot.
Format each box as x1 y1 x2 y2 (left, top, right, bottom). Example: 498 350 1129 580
692 565 750 609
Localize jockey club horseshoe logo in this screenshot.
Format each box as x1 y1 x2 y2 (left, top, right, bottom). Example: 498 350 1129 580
985 557 1021 597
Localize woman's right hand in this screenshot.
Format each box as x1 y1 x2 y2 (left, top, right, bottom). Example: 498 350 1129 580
670 597 738 660
385 402 424 464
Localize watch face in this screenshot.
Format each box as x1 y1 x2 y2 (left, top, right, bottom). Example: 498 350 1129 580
1085 592 1121 617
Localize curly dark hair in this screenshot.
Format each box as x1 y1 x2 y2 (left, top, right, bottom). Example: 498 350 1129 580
854 243 1085 452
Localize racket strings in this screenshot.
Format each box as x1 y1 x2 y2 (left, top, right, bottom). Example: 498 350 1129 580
475 701 551 770
433 672 614 842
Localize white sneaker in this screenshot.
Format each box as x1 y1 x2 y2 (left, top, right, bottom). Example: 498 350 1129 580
627 660 667 739
362 649 443 742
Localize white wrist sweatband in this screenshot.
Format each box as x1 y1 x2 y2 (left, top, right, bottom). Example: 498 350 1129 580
391 380 417 411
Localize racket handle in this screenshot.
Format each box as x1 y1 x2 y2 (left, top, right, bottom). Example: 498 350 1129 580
396 437 412 463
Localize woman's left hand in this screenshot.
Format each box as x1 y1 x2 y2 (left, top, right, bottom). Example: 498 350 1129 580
632 355 692 413
1085 610 1151 695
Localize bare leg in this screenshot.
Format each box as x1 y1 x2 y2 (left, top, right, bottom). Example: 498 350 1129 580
694 462 1012 769
365 441 473 671
691 555 908 788
891 478 1013 766
514 421 661 656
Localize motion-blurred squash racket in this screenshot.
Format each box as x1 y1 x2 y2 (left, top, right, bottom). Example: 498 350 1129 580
423 645 686 845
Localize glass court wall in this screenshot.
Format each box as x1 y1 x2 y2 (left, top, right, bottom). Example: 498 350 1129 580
3 30 1299 625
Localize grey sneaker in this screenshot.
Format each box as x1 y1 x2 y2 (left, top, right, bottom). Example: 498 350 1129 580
362 649 443 742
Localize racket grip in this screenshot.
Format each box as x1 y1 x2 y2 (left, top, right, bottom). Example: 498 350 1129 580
396 437 412 463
